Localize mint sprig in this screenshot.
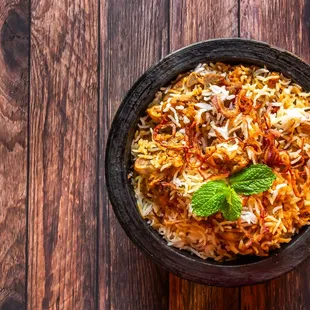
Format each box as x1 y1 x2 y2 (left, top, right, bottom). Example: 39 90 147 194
230 164 276 195
191 164 276 221
220 188 242 221
191 180 228 217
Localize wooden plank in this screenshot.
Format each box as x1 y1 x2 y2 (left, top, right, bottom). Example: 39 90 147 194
169 1 240 309
28 0 98 309
240 0 310 63
170 0 239 51
98 0 170 309
241 261 310 310
240 0 310 309
169 275 240 310
0 0 29 308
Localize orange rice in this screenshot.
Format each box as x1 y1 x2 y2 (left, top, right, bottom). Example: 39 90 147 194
130 62 310 261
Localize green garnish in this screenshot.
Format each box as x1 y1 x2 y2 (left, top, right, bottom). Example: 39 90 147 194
191 164 276 221
191 180 227 217
230 164 277 195
220 187 242 221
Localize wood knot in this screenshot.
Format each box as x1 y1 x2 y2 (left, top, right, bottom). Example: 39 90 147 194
0 9 29 71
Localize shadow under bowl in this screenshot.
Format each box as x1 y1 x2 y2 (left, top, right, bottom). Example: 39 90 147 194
105 38 310 286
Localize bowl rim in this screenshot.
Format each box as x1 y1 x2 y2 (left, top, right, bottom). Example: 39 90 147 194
105 38 310 286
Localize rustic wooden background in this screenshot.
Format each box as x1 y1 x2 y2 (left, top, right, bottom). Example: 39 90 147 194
0 0 309 309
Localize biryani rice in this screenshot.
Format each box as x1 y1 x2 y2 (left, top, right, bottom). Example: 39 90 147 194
130 62 310 261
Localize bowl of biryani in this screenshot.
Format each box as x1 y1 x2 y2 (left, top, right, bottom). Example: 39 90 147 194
105 38 310 286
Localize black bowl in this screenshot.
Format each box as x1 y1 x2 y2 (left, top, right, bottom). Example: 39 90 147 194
105 38 310 286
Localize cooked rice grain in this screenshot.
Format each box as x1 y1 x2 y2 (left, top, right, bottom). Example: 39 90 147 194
131 63 310 261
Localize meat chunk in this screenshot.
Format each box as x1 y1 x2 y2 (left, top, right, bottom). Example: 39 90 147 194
200 74 225 86
219 231 244 242
225 82 242 95
205 146 249 174
134 158 156 175
186 72 200 88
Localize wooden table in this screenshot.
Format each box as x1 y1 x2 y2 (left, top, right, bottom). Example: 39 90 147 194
1 0 309 309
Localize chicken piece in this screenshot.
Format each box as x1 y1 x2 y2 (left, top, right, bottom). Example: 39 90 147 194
219 231 244 242
152 185 171 207
206 147 249 174
186 72 200 88
147 105 162 123
225 82 242 95
134 158 156 175
148 168 173 187
200 74 225 86
231 153 250 173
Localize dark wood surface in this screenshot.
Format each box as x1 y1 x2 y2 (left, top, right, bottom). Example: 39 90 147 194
0 0 309 309
0 0 29 309
28 0 98 309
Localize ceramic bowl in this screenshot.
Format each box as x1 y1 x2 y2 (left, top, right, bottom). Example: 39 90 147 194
105 38 310 286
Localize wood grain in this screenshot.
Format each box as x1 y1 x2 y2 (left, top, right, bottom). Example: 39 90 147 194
98 0 169 309
240 1 310 309
0 0 29 308
170 0 239 52
169 1 240 309
240 0 310 63
169 275 240 310
0 0 309 309
28 0 98 309
241 261 310 310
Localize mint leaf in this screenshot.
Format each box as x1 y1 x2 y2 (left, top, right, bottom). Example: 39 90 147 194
191 164 276 221
220 188 242 221
229 164 276 195
192 180 229 217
